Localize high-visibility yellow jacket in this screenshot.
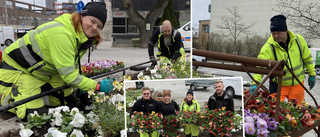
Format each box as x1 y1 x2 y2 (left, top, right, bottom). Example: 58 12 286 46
253 30 316 86
2 14 98 91
180 99 200 112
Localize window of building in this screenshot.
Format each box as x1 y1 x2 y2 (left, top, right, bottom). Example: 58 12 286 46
127 18 138 33
202 24 209 33
113 17 125 33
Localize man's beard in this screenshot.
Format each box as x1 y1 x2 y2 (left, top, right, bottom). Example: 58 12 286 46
164 36 171 46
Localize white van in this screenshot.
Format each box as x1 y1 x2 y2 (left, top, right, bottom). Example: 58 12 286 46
0 26 15 46
178 21 191 52
309 48 320 75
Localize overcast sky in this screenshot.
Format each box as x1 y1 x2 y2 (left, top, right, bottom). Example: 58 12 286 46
192 0 211 29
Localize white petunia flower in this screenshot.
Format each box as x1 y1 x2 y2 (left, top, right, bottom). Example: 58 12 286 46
19 123 33 137
70 129 84 137
51 111 63 126
54 106 63 113
110 94 124 105
144 76 151 80
150 68 157 74
48 108 55 115
51 129 67 137
137 72 143 78
128 100 136 107
60 106 70 112
97 126 103 136
44 127 56 137
69 113 86 128
30 111 39 117
120 129 126 137
71 107 80 115
87 111 99 124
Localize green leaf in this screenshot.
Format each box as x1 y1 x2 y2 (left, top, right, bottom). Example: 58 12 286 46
65 124 74 134
26 124 33 129
42 115 51 121
47 133 53 137
268 130 277 137
27 114 33 122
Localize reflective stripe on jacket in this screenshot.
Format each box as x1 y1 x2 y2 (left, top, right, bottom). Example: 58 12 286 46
2 14 97 91
253 30 315 86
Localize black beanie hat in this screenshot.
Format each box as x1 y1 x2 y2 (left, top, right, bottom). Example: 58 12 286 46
186 88 193 96
80 2 107 28
270 14 287 32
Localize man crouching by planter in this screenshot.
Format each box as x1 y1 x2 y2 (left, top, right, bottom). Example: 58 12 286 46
130 86 163 137
148 20 185 66
0 2 113 119
207 80 234 137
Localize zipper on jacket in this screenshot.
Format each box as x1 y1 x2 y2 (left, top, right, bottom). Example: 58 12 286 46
147 102 149 113
166 45 171 56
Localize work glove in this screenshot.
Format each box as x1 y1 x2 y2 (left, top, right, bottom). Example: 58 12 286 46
150 56 157 66
96 78 114 93
308 76 316 90
249 85 257 94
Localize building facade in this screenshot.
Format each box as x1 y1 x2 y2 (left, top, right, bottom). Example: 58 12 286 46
210 0 320 48
110 0 191 47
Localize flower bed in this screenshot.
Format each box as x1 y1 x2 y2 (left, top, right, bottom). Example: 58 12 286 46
131 111 163 134
128 108 242 137
19 81 126 137
124 55 191 80
81 60 125 77
244 89 320 136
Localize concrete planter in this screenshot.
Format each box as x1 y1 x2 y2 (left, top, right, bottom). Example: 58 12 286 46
131 38 140 47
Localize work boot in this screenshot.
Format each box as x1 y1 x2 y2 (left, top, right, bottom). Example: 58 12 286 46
185 134 191 137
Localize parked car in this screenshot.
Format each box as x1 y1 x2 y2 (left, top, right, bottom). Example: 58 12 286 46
192 53 207 70
0 26 15 46
185 79 213 91
185 77 243 97
14 28 32 40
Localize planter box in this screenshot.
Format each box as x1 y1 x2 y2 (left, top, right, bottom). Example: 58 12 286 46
131 38 140 47
290 120 320 137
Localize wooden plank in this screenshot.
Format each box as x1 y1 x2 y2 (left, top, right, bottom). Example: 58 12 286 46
290 120 320 137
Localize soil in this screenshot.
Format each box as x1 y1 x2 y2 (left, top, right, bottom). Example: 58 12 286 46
0 116 22 137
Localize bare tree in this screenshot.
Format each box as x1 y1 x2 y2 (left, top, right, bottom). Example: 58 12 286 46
217 7 256 54
122 0 169 48
274 0 320 44
208 33 224 53
243 34 269 57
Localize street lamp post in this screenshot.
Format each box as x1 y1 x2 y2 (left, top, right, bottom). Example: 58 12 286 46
5 0 8 26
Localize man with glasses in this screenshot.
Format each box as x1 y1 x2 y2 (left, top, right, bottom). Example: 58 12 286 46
130 86 162 137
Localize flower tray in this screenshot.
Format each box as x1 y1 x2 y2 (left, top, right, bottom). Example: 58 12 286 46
289 120 320 137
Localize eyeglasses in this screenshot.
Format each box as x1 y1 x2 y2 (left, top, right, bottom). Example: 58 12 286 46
143 93 150 95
